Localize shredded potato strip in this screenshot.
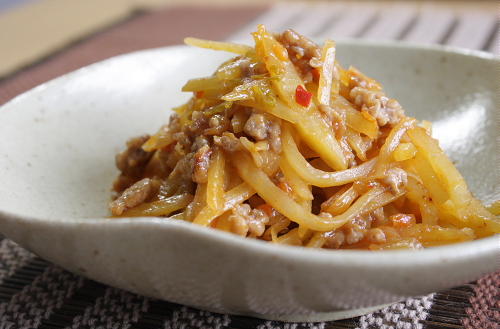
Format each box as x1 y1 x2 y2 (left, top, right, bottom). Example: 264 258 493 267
253 25 347 170
193 183 255 226
233 152 339 231
109 26 500 249
225 79 346 172
173 103 192 127
170 212 186 220
393 142 417 161
297 225 312 240
467 200 500 236
369 238 422 250
487 201 500 215
345 108 379 140
186 183 208 221
184 37 253 55
345 128 368 161
214 211 232 231
338 185 386 219
398 224 475 247
182 76 223 92
268 217 290 242
295 111 348 170
227 79 346 173
206 148 226 210
363 190 404 215
282 124 376 187
408 153 449 205
223 79 299 124
373 118 416 177
405 176 439 225
276 228 302 245
323 185 359 215
120 194 193 217
306 232 327 248
233 152 383 231
408 127 472 208
279 157 313 201
253 25 306 110
317 40 336 106
142 128 173 152
331 95 379 139
408 129 498 231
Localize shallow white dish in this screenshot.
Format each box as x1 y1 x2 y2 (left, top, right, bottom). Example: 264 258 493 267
0 41 498 322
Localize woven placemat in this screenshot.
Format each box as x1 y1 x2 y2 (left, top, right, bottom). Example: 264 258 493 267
0 5 498 329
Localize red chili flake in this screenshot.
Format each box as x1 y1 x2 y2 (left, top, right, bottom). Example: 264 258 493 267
295 85 312 107
390 214 416 228
195 91 205 98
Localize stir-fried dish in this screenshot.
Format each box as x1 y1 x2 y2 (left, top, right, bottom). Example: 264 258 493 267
109 25 499 250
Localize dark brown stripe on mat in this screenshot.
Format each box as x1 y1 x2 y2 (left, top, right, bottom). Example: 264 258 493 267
128 300 179 329
37 280 108 329
423 287 472 329
0 265 84 328
0 5 266 105
0 257 48 303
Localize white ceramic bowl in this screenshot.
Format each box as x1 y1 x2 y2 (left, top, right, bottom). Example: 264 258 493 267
0 42 498 322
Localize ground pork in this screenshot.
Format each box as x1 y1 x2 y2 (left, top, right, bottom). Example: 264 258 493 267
348 67 382 91
349 87 404 127
243 112 281 152
172 131 191 153
229 204 270 237
239 59 267 77
279 29 321 60
110 178 154 216
268 118 281 153
323 230 346 249
167 114 182 133
115 135 153 177
204 114 230 136
192 145 212 184
213 132 241 152
339 136 356 167
169 153 194 182
191 136 209 152
344 224 366 245
366 228 387 244
244 113 268 140
278 29 321 82
372 207 387 226
383 167 408 194
186 111 209 136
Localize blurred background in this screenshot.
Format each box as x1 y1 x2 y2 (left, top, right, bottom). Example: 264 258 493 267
0 0 498 104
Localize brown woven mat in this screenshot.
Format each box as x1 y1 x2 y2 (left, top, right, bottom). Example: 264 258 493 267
0 5 498 329
0 5 266 105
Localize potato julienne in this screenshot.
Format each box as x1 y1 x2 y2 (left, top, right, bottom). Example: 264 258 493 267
109 25 499 250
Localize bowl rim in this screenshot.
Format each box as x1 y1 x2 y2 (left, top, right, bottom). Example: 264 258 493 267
0 40 498 269
1 208 498 268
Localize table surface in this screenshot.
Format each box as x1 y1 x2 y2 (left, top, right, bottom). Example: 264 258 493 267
0 1 498 329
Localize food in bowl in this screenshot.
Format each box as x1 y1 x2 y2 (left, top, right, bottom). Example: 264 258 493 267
109 25 499 250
